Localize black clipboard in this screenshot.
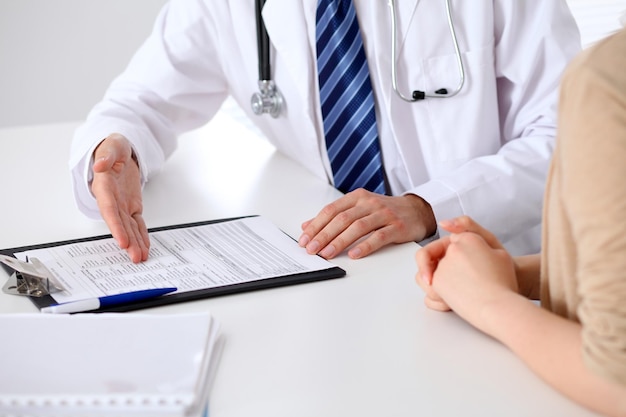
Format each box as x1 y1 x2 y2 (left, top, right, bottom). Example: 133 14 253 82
0 216 346 312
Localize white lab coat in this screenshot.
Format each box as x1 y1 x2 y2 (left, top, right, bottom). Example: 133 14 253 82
69 0 581 255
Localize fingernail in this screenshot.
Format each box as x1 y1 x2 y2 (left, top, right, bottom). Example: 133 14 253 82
298 234 310 247
439 219 454 228
306 240 320 254
349 247 362 259
319 244 335 258
421 273 430 285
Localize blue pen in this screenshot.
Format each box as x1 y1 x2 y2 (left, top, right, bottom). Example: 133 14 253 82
40 287 178 314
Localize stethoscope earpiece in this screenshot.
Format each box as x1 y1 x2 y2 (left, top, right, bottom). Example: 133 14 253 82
412 91 425 101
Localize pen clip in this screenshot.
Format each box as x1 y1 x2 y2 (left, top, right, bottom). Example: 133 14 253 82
0 255 66 297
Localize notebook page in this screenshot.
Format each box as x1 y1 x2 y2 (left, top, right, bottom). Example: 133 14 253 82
0 312 218 417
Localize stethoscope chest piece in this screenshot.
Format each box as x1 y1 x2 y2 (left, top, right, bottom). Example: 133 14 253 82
251 0 283 118
251 80 283 118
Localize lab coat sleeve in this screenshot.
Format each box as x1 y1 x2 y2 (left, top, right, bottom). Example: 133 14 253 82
68 0 229 219
409 1 581 254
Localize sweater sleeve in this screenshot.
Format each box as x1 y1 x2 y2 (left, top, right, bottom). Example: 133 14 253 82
558 30 626 387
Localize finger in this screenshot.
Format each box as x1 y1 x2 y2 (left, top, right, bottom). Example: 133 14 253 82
347 215 415 259
125 213 150 263
298 191 362 249
414 269 430 294
414 273 451 312
300 218 312 231
96 191 131 250
298 218 314 247
319 202 404 259
119 211 140 261
414 238 450 284
93 135 131 173
449 231 489 250
448 232 462 244
321 210 386 259
93 155 115 173
439 215 504 250
135 214 151 261
118 202 137 252
346 223 393 259
305 203 371 258
424 296 452 312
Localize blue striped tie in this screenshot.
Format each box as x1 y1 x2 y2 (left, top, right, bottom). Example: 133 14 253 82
316 0 386 195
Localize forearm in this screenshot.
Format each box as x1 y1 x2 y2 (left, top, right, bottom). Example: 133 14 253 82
481 294 626 416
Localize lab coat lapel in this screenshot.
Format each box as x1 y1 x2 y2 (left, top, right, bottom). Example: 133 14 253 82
372 0 421 115
262 0 315 105
262 0 332 182
364 0 422 185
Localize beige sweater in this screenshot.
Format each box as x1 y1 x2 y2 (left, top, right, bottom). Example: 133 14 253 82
541 28 626 386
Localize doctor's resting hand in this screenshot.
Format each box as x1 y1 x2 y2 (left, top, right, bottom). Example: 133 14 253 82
298 190 437 260
91 134 150 263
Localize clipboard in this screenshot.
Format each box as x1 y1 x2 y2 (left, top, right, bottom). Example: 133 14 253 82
0 216 346 312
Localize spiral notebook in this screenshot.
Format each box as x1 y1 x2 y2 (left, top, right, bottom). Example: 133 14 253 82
0 312 221 417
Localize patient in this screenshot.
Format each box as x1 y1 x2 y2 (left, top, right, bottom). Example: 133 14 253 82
414 27 626 417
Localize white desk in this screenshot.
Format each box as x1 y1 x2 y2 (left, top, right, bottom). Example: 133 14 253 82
0 109 600 417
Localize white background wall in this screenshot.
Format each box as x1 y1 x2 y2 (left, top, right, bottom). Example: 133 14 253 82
0 0 624 128
0 0 167 128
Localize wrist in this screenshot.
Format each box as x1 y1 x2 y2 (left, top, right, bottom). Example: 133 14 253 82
405 194 437 240
480 291 538 343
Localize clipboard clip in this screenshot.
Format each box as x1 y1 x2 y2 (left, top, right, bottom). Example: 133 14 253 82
0 255 66 297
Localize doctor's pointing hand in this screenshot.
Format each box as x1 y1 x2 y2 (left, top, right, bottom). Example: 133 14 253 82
70 0 581 263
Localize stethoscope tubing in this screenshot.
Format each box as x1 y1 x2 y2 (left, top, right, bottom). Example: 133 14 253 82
256 0 271 81
389 0 465 101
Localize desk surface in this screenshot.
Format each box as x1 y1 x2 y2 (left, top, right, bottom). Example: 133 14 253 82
0 106 599 417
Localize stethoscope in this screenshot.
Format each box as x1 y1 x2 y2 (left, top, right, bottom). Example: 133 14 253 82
250 0 466 117
389 0 465 101
251 0 283 118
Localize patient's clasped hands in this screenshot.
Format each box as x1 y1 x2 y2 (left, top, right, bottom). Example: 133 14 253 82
415 216 521 334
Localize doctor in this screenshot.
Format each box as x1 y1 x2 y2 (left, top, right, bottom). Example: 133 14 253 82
70 0 580 263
